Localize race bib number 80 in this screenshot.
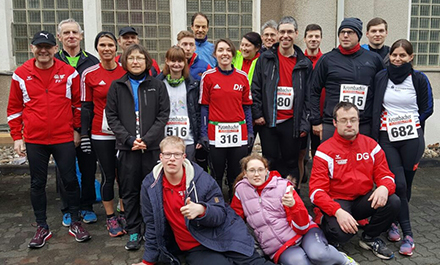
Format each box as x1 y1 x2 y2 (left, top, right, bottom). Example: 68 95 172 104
339 84 368 110
277 86 294 110
387 114 418 142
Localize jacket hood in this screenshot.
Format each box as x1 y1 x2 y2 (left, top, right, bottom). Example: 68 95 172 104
151 158 196 190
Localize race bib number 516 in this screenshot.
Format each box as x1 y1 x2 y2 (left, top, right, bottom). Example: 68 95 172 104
339 84 368 110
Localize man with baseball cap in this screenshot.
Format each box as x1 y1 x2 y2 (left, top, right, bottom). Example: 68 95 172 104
116 26 160 76
310 17 384 142
7 30 91 248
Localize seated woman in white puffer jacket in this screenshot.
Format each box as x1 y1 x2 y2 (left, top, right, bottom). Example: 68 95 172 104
231 154 358 265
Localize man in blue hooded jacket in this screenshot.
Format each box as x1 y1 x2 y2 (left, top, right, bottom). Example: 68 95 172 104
133 136 273 265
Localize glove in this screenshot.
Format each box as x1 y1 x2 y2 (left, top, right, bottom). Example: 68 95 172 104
247 134 255 150
200 136 210 152
80 136 92 154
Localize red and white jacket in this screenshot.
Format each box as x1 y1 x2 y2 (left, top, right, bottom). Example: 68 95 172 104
7 58 81 145
309 130 396 216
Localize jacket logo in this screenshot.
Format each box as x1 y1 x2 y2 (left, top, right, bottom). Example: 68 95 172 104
233 84 244 91
357 153 370 161
148 88 156 92
54 74 65 83
99 80 106 85
214 84 221 89
335 154 347 165
26 76 32 81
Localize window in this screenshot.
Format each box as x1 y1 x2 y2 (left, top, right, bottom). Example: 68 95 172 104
410 0 440 66
101 0 171 65
12 0 84 65
187 0 253 48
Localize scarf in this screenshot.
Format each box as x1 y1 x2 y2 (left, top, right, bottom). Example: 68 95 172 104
387 62 412 84
166 74 185 87
338 43 361 55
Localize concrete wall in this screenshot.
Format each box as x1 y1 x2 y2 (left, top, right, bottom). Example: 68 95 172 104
0 74 11 125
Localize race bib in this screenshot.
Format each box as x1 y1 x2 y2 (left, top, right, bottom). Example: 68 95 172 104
276 86 294 110
214 122 242 148
165 116 190 139
339 84 368 110
387 114 418 142
101 109 114 135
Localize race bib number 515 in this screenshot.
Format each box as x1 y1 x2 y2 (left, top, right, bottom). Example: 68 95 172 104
339 84 368 110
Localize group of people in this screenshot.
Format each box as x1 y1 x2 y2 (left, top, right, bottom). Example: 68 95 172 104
6 10 433 265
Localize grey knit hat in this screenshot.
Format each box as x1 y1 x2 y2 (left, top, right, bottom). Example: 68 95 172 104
338 17 363 41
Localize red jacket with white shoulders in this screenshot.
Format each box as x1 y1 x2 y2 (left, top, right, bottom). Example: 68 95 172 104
7 58 81 145
309 130 395 216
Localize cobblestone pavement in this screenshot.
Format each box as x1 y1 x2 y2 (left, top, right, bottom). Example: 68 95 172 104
0 164 439 265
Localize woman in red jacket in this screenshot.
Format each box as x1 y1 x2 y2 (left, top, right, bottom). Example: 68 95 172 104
231 154 358 265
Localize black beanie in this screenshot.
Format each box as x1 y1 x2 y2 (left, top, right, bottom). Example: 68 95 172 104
94 31 117 51
243 32 262 49
338 17 363 41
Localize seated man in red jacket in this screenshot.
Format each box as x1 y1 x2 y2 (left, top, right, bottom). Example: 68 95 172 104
132 136 274 265
309 102 400 260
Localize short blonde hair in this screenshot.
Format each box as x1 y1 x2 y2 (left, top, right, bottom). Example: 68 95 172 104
159 136 186 153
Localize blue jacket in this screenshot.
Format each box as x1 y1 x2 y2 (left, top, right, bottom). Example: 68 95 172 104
141 160 255 264
195 40 216 68
156 73 201 143
189 53 211 81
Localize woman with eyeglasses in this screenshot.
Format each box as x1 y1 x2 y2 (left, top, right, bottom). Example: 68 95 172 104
371 39 433 256
199 38 253 200
231 154 358 265
80 31 126 237
156 46 201 161
105 44 170 251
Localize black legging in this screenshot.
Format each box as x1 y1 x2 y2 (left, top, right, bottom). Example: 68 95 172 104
379 128 424 237
92 139 120 202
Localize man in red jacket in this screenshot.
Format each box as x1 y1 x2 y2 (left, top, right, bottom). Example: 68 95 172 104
309 102 400 260
7 31 90 249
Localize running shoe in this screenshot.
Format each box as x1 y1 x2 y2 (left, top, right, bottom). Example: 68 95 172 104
339 252 359 265
125 233 142 250
69 221 91 242
106 216 124 237
359 236 394 260
387 223 401 242
28 226 52 248
118 215 127 233
62 213 71 227
399 235 415 256
81 210 97 224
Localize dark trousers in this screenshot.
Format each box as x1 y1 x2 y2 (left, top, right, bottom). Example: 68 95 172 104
59 146 97 213
117 149 160 234
185 245 274 265
259 118 301 180
321 191 400 245
27 142 81 225
93 139 120 202
322 122 371 143
379 129 424 237
209 145 248 194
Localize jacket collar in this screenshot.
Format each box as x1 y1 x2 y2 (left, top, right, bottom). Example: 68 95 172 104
332 129 359 146
151 159 195 190
266 43 309 67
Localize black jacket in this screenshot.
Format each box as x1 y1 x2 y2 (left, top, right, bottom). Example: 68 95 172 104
55 49 99 76
310 47 384 125
156 73 201 143
251 43 313 137
105 73 170 151
371 68 434 141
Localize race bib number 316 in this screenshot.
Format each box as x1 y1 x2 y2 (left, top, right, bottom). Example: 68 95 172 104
215 122 242 148
339 84 368 110
277 86 294 110
387 114 418 142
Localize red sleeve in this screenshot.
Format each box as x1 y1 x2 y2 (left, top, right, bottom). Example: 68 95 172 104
143 260 155 265
152 59 160 74
230 193 245 219
240 73 252 105
372 144 396 195
199 73 211 105
7 74 24 141
71 71 81 128
284 183 311 235
309 152 342 216
80 69 93 102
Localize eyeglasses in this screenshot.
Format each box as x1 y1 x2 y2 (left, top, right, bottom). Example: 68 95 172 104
162 152 184 159
127 56 146 62
246 168 266 175
336 118 359 125
339 30 356 36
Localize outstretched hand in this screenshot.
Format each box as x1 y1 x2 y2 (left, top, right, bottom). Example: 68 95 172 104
282 186 296 207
